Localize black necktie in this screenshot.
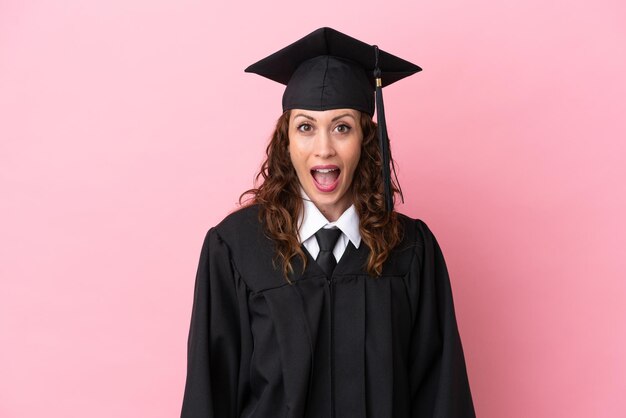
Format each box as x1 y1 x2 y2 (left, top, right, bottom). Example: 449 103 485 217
314 228 342 277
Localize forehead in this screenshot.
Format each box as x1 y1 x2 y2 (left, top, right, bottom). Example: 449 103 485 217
290 108 360 122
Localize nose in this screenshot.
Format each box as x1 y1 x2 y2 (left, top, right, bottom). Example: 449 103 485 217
313 131 336 158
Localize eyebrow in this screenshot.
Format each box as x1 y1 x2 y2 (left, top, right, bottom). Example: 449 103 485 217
293 112 356 122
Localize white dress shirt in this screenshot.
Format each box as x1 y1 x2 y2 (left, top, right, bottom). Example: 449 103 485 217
298 189 361 262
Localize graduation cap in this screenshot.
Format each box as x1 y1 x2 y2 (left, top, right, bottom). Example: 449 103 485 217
245 27 421 212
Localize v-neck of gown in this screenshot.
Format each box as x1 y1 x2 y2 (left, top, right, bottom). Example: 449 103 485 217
299 239 370 280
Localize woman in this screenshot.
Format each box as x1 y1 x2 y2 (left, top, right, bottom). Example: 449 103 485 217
181 27 475 417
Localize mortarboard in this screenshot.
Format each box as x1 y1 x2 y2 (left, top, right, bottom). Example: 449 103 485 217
245 27 421 212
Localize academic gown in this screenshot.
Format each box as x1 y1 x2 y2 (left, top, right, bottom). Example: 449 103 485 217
181 204 475 418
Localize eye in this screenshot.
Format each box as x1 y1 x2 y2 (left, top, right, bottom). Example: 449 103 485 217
297 123 313 133
335 123 351 134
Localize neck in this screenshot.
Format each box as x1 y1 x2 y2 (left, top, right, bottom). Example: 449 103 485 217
315 199 351 222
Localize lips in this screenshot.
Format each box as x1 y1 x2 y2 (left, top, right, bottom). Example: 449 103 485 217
311 165 340 192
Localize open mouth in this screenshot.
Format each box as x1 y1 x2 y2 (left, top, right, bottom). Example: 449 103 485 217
311 166 341 192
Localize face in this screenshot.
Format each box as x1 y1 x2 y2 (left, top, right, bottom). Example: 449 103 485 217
288 108 362 222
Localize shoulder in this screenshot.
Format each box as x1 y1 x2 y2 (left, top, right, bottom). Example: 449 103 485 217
213 203 262 239
210 203 269 255
395 211 436 250
373 211 436 276
206 204 283 291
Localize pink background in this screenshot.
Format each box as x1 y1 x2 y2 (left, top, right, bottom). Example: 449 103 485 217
1 0 625 417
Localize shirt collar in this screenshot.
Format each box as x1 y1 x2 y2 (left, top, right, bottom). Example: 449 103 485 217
298 188 361 248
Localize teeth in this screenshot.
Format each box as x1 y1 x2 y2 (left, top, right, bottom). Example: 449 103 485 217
314 168 338 173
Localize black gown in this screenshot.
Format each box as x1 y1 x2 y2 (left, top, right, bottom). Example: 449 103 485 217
181 204 475 417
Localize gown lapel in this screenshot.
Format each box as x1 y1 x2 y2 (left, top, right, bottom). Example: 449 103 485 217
296 240 370 280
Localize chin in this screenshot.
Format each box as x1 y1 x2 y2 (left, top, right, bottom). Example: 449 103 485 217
310 188 349 207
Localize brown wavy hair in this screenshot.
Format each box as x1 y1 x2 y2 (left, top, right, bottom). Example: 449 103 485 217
239 109 404 279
